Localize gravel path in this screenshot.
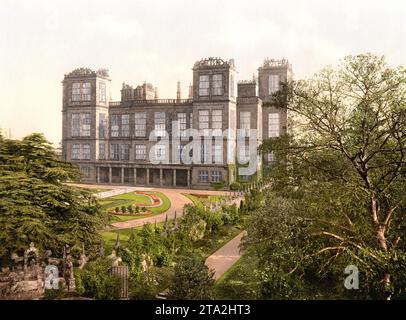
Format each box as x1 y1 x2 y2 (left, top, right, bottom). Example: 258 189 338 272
205 231 247 281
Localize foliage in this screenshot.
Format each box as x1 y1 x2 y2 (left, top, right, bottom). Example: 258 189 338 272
229 182 241 191
74 258 121 300
0 133 107 262
169 253 215 300
254 54 406 299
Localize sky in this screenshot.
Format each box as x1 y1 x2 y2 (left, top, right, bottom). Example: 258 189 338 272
0 0 405 145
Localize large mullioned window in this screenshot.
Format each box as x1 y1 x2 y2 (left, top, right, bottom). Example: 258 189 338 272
199 75 209 96
268 113 280 137
135 145 146 160
154 112 166 137
121 114 130 137
269 75 280 94
212 74 223 95
72 82 91 101
110 115 119 137
135 112 146 137
99 82 106 102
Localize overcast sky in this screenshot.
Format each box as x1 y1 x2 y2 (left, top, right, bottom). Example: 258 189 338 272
0 0 405 145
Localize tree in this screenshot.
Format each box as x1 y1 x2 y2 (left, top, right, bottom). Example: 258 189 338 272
258 54 406 298
0 133 108 262
169 253 215 300
75 258 121 300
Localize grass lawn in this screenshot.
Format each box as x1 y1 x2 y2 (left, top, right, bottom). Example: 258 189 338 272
213 251 260 300
100 191 171 222
192 224 244 259
183 194 229 209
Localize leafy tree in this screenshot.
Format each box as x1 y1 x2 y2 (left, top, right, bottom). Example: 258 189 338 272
0 133 107 262
258 54 406 299
75 258 121 300
169 253 215 300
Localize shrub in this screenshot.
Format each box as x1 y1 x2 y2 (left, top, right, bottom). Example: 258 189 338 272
230 182 241 191
115 207 120 213
135 206 140 213
75 258 121 300
169 253 215 300
128 205 134 214
121 205 127 213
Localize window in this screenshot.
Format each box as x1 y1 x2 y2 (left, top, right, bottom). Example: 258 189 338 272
110 115 119 137
154 112 166 137
177 113 187 138
135 145 146 160
212 74 223 95
121 144 130 160
199 75 209 96
71 113 80 137
230 74 235 98
198 170 209 182
240 111 251 136
81 167 91 178
82 113 91 137
99 143 106 160
267 152 275 162
72 83 81 102
212 144 222 164
269 74 280 94
99 113 107 138
239 143 250 162
154 145 166 161
134 112 146 137
121 114 130 137
99 82 106 102
200 143 209 164
199 110 209 135
110 144 119 160
82 82 91 101
211 170 222 182
268 113 280 137
83 144 91 160
72 82 91 101
71 144 80 160
212 110 222 130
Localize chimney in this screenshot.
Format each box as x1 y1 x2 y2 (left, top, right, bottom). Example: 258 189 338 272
176 81 181 100
188 84 193 99
154 87 159 99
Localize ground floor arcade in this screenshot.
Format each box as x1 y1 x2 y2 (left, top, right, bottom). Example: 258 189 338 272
96 166 191 187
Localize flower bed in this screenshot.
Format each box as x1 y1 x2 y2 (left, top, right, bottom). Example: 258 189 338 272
110 191 163 216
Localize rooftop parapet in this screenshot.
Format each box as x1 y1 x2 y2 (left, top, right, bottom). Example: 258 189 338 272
64 68 110 79
193 57 236 70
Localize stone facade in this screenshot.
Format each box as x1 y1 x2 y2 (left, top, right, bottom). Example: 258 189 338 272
61 58 291 188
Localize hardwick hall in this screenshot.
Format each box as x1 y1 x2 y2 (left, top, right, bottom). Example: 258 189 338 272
61 57 292 188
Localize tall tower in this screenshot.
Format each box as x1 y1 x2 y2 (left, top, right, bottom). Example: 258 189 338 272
191 57 238 186
258 58 292 162
61 68 111 181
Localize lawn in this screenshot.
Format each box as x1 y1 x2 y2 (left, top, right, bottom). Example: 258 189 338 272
100 191 171 222
213 251 260 300
183 194 229 209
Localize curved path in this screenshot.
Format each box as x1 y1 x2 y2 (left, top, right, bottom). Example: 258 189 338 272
110 188 193 229
68 183 237 230
205 231 247 280
69 183 246 282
